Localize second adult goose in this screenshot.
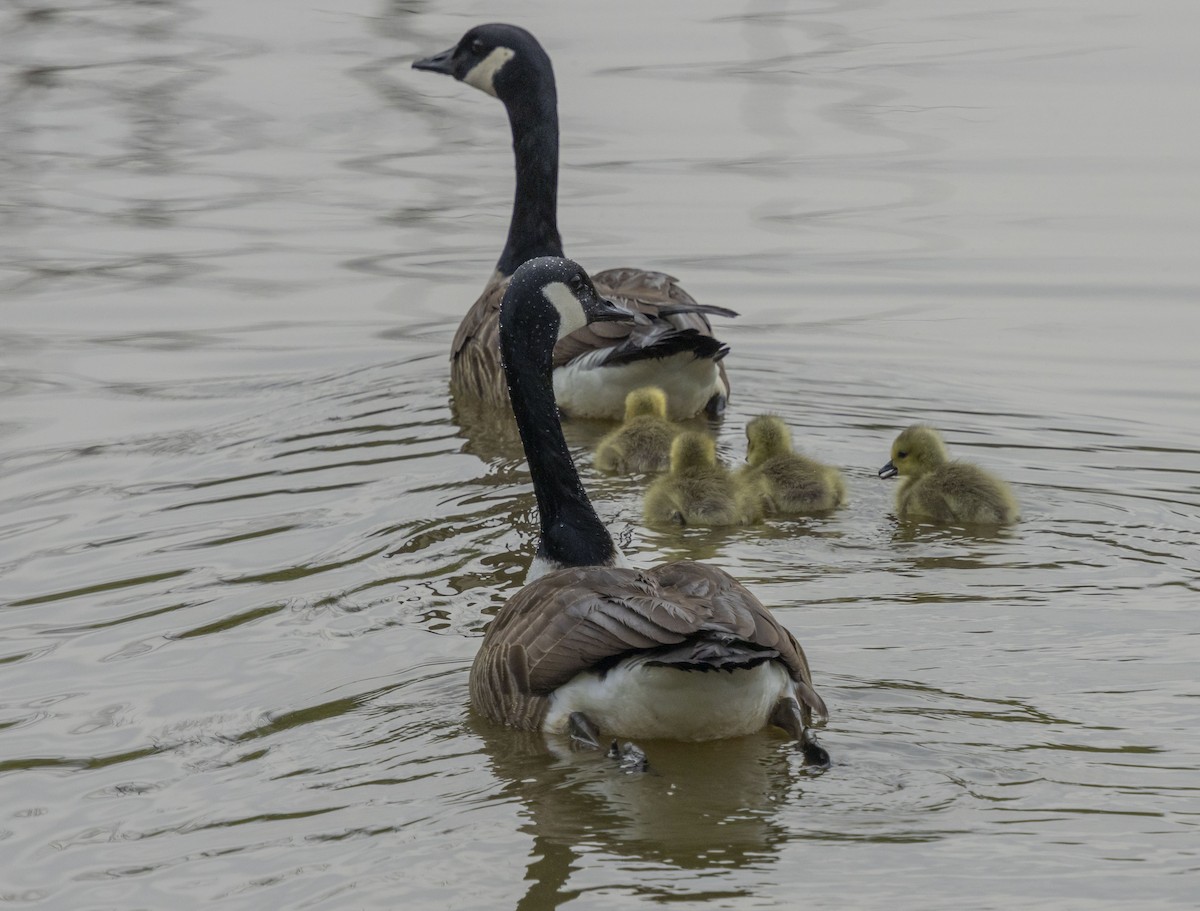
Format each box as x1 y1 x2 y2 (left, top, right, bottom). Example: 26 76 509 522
470 256 829 761
414 24 735 420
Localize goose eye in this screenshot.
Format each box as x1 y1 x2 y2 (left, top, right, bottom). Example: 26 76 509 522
570 274 586 293
470 38 485 54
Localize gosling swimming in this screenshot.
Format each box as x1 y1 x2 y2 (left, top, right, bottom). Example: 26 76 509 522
739 415 846 515
644 432 762 527
595 387 679 474
878 424 1019 525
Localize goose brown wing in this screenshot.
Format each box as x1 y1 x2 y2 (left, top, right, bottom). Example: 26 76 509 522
645 561 819 700
592 268 738 329
481 561 817 696
450 279 507 403
551 268 737 368
450 269 736 402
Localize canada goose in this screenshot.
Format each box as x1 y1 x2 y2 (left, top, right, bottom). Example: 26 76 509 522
644 432 763 527
878 424 1020 525
739 415 846 515
413 24 735 420
595 386 679 474
471 255 828 762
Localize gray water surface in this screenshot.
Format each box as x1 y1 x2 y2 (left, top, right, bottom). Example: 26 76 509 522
2 1 1199 908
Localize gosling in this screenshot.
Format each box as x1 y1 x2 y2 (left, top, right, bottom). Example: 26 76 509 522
644 432 762 527
738 415 846 515
595 387 679 474
878 424 1019 525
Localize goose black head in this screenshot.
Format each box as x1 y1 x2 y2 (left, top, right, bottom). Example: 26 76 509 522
500 257 630 368
413 23 553 106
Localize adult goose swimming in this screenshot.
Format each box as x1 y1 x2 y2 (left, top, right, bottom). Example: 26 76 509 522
469 255 829 763
413 24 736 420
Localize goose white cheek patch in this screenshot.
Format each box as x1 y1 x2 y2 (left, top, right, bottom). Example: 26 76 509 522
463 47 515 97
541 282 588 338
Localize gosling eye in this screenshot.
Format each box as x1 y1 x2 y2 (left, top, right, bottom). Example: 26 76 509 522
897 450 908 459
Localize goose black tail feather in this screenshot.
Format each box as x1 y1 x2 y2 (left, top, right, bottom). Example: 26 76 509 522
654 303 740 320
642 635 781 673
599 329 730 367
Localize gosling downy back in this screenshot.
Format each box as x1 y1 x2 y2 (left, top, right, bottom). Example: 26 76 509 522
644 432 762 527
740 415 846 515
595 386 679 474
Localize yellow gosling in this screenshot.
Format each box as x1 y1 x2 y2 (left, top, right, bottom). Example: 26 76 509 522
738 415 846 516
878 424 1019 525
644 432 762 527
595 387 679 474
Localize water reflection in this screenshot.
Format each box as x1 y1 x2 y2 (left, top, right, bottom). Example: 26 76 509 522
476 723 813 908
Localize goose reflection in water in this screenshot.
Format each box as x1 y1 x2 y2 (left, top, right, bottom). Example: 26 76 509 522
474 723 814 909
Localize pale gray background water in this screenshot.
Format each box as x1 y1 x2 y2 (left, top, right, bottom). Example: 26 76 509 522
2 1 1198 908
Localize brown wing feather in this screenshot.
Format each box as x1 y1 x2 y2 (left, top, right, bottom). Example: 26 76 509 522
468 560 823 731
551 268 721 367
449 269 730 402
450 278 509 406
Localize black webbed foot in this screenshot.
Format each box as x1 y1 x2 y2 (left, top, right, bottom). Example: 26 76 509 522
568 711 601 749
771 695 831 768
800 728 830 768
606 739 649 773
704 392 727 418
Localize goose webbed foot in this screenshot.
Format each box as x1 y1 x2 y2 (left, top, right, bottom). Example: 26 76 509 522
568 711 601 749
800 728 831 768
607 739 649 773
771 696 831 768
568 713 649 771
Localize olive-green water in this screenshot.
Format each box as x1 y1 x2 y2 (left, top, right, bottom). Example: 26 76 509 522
2 1 1198 908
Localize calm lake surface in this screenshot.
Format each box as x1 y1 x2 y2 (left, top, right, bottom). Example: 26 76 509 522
2 1 1198 908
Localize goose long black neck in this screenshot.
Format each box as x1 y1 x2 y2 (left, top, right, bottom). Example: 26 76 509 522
495 65 564 276
500 301 617 569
